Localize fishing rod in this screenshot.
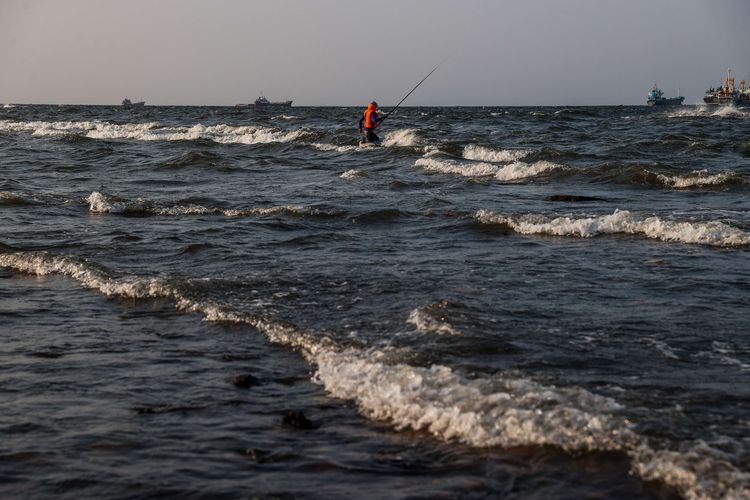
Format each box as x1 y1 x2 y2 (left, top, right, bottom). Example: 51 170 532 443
379 59 445 125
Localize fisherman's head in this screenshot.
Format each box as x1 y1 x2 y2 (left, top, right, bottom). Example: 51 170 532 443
368 101 378 110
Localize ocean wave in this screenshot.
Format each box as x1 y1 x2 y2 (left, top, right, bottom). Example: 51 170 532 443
314 348 749 500
589 163 749 190
86 191 339 218
415 157 562 181
415 157 499 177
311 142 358 153
382 128 420 147
0 250 329 354
475 209 750 247
665 105 750 119
0 249 747 499
0 191 39 206
0 119 311 145
340 169 367 179
159 151 219 169
462 145 530 163
654 170 746 189
406 301 460 336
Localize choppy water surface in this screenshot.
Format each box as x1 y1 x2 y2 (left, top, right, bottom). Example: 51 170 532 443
1 104 749 499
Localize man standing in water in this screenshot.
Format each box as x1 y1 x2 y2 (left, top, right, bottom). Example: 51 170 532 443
359 101 385 145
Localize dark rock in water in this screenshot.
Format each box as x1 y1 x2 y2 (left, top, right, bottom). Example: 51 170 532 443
232 374 257 388
545 194 606 202
282 410 314 430
135 407 157 415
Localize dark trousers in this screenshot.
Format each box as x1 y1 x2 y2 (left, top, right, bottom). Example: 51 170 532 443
364 128 380 143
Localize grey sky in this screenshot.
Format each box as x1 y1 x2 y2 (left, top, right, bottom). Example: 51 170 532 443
1 0 748 106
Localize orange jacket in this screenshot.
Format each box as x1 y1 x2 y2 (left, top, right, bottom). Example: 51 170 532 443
363 103 380 129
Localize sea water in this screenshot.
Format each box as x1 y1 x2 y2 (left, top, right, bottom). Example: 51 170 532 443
1 104 749 499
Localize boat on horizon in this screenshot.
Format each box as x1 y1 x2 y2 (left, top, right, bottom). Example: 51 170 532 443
122 98 145 108
704 69 750 107
235 95 293 108
253 95 293 107
646 83 684 106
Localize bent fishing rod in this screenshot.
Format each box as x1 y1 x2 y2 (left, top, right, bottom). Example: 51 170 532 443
380 59 445 125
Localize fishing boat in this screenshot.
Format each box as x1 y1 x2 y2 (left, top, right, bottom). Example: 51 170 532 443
646 84 684 106
122 98 145 108
704 69 750 107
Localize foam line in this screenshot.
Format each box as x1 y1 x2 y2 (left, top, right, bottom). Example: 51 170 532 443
1 250 747 498
475 209 750 248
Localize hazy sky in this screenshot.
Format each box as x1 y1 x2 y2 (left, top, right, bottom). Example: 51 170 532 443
1 0 748 106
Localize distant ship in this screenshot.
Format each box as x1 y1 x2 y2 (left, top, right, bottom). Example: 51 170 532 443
253 95 293 107
646 84 684 106
704 69 750 107
234 95 293 108
122 98 145 108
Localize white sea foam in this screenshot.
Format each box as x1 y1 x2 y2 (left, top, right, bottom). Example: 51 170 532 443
311 142 358 153
713 105 749 118
666 105 750 119
0 120 310 145
475 209 750 248
382 128 420 147
313 348 750 499
153 204 316 217
463 145 530 163
494 161 561 181
340 169 366 179
644 338 681 360
314 347 633 451
415 157 561 181
415 157 499 177
86 191 138 214
0 250 747 499
3 104 16 108
86 191 331 217
633 441 750 500
273 115 297 120
406 302 459 336
655 170 742 189
694 342 750 372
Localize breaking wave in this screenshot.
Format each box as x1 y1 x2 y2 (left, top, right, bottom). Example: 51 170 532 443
475 209 750 247
665 105 750 119
382 128 420 147
311 142 358 153
340 169 367 179
406 301 460 336
654 169 746 189
415 157 563 181
0 248 747 499
588 163 749 190
0 119 311 145
86 191 339 218
463 145 531 163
